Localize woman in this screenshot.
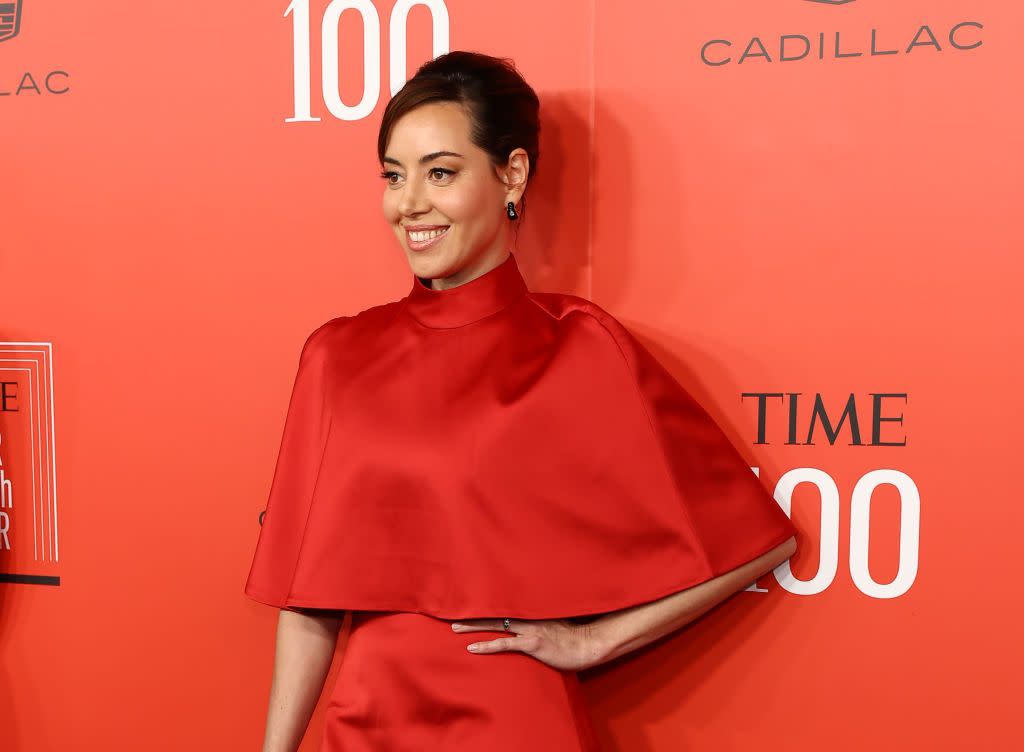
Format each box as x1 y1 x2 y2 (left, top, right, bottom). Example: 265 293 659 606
245 51 797 751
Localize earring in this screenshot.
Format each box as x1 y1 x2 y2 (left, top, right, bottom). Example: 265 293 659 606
506 201 518 220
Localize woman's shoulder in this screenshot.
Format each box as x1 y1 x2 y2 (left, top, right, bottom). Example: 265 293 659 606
301 300 405 349
526 290 634 346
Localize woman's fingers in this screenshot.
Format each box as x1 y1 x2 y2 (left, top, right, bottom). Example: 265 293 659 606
450 618 524 633
467 635 521 652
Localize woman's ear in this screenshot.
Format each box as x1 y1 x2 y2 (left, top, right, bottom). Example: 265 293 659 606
499 148 530 203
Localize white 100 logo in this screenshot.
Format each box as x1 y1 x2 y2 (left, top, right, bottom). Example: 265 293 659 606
286 0 451 122
753 467 920 599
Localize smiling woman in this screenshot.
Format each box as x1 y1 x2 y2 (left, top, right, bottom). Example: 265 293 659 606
381 101 518 275
375 54 539 290
244 50 797 752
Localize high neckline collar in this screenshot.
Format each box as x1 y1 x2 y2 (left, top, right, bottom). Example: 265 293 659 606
403 252 529 329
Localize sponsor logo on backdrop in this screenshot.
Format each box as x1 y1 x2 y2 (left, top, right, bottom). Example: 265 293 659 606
0 0 22 42
701 0 983 66
0 2 72 98
743 390 916 599
0 342 60 586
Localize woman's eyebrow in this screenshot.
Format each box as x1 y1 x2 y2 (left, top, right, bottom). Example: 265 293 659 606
382 150 464 167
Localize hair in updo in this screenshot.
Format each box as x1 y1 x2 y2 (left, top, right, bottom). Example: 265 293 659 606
377 50 541 225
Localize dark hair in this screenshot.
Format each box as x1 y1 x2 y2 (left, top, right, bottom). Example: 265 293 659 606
377 50 540 226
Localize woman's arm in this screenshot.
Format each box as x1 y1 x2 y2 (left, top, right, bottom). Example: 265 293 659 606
260 608 346 752
587 536 797 667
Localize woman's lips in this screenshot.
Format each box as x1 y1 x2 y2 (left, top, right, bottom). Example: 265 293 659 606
406 226 450 252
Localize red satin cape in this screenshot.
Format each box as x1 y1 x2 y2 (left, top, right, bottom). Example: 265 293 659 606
244 251 797 621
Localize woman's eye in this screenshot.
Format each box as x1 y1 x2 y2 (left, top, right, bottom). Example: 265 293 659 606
379 168 452 185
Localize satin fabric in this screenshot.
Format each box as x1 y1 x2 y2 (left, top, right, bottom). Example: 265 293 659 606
322 611 600 750
245 251 796 618
244 251 797 748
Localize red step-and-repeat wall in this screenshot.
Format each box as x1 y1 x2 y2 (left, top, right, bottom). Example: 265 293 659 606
2 1 1020 749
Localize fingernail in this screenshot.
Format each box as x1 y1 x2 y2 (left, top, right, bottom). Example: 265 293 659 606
451 623 463 630
467 643 479 652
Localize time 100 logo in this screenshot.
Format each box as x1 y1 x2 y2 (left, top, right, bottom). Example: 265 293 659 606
286 0 451 122
753 467 920 600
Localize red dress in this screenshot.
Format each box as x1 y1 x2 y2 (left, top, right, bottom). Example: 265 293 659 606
244 252 797 750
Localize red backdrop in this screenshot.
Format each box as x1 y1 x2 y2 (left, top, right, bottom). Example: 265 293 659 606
2 1 1019 749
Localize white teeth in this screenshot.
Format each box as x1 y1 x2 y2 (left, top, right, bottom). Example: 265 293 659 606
408 227 449 242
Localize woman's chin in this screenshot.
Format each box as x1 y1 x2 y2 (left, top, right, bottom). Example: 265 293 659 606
406 251 451 279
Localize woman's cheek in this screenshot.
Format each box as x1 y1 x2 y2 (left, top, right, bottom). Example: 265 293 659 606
434 187 482 223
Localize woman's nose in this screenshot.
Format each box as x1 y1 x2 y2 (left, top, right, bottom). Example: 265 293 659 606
397 182 429 217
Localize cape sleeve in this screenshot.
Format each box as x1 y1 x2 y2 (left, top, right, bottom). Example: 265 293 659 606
239 303 797 620
588 310 797 597
243 320 336 611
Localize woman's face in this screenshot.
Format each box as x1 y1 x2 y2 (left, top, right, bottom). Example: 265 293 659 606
381 101 527 289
